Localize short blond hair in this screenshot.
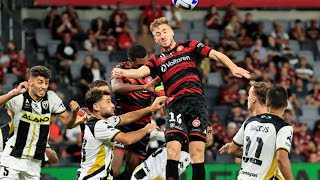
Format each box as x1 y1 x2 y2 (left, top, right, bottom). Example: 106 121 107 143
150 17 170 32
249 81 273 105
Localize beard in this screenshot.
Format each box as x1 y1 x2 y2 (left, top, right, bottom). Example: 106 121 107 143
101 110 115 119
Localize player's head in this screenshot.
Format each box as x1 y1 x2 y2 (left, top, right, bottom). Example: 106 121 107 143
89 80 109 92
248 81 273 113
28 66 52 98
85 89 115 118
128 44 148 68
266 86 288 112
150 17 175 49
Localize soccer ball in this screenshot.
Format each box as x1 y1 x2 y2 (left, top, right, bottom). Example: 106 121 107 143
172 0 198 11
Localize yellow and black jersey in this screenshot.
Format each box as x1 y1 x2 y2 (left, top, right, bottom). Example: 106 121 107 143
77 116 121 180
233 113 293 180
3 90 66 160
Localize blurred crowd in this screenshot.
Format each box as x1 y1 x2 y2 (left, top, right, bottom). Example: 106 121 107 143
0 1 319 166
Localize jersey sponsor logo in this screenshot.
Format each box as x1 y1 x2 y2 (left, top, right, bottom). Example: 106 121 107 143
192 119 201 127
160 56 191 73
42 100 49 110
21 111 50 123
177 45 184 52
249 124 269 133
240 170 258 178
145 76 152 83
143 161 150 172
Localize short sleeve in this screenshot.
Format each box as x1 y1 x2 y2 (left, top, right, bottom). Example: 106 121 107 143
106 116 121 127
190 40 212 58
233 123 245 146
111 63 125 80
48 91 66 114
276 125 293 153
5 93 20 113
145 56 158 75
94 120 121 141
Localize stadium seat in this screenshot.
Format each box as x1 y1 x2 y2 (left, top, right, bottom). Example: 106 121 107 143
80 19 91 32
233 50 246 63
110 50 128 62
207 72 223 87
77 50 90 64
299 105 319 130
70 62 83 80
205 29 220 44
22 18 42 38
2 74 18 93
35 28 52 47
192 19 205 32
288 40 300 53
94 51 110 68
298 50 314 65
277 20 290 33
260 20 273 35
47 40 61 58
188 33 203 42
174 31 188 42
182 20 191 32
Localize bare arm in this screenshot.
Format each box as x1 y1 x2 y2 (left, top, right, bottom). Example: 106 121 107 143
228 141 243 158
118 96 167 126
113 124 158 145
113 65 151 79
277 149 294 180
70 115 88 128
111 78 146 94
208 49 250 79
58 101 80 129
0 82 28 107
111 77 161 94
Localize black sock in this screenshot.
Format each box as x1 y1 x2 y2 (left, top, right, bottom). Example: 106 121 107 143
166 159 179 180
192 163 205 180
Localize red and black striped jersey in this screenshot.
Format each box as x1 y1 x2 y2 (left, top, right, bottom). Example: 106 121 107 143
145 40 211 104
112 61 155 125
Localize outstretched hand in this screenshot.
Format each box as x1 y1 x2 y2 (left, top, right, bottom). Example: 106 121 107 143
231 67 251 79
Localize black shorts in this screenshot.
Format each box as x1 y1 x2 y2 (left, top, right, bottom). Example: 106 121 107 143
165 95 209 142
114 123 150 159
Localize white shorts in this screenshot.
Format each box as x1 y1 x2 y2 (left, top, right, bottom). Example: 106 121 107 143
0 155 41 180
0 166 40 180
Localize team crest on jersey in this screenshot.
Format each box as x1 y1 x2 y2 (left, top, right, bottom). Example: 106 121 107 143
145 76 152 83
177 45 184 52
42 100 49 110
192 119 201 127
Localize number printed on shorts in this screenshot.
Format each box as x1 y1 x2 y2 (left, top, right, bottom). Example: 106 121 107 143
3 167 9 177
169 112 182 124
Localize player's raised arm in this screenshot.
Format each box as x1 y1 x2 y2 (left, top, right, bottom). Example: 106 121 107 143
208 49 251 79
0 82 28 107
112 74 160 94
59 100 80 129
118 96 167 126
112 65 151 79
113 123 159 145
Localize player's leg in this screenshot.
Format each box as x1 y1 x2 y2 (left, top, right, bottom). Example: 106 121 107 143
118 126 149 180
165 104 188 180
119 152 143 180
111 147 126 177
0 166 19 180
187 96 209 180
189 140 206 180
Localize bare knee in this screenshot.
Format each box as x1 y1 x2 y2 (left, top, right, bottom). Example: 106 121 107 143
189 141 205 163
167 141 182 160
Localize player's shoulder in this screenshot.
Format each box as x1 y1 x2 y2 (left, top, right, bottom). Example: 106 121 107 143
47 90 59 98
115 61 129 69
245 113 291 132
